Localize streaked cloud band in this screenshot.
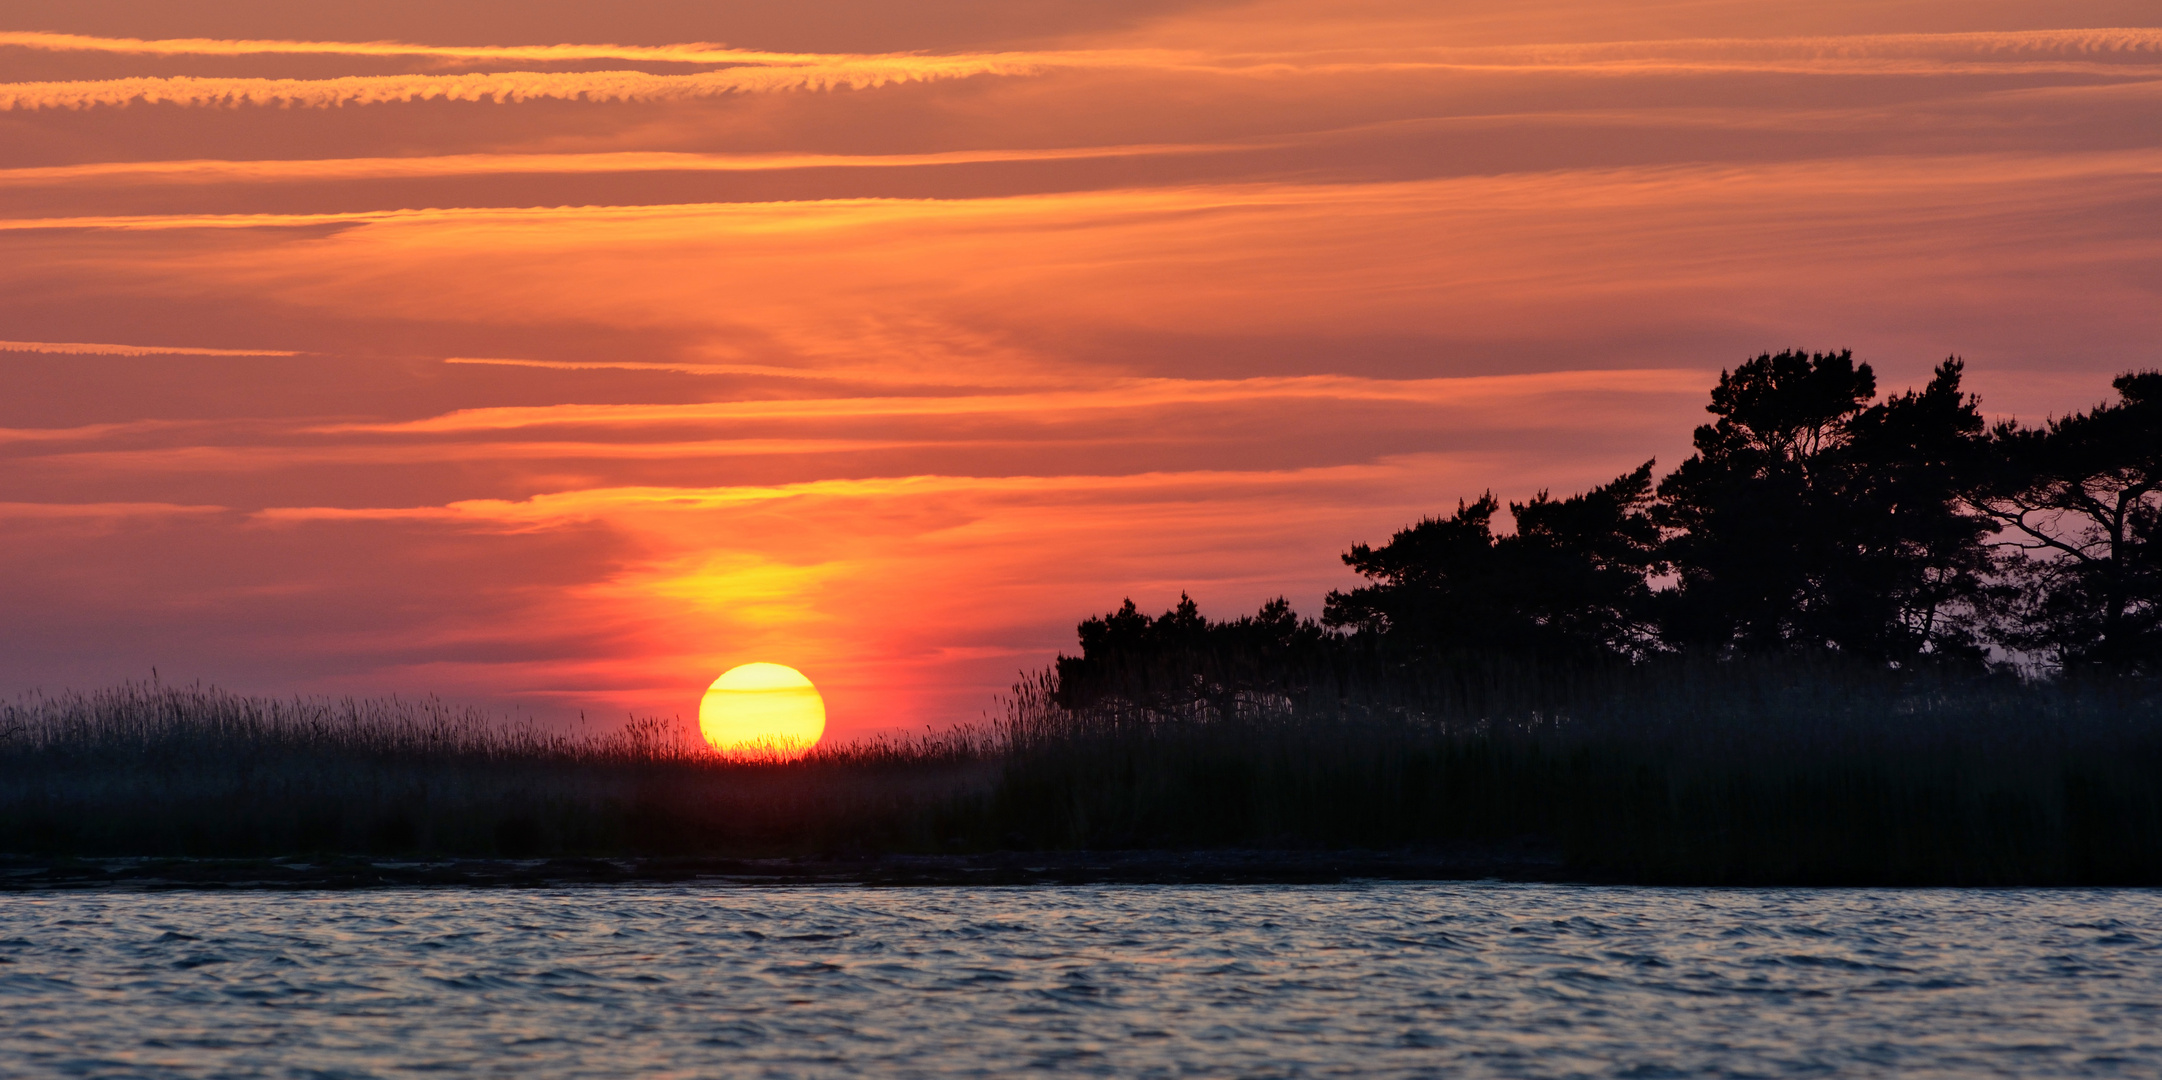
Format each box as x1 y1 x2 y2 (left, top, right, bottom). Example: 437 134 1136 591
0 340 300 356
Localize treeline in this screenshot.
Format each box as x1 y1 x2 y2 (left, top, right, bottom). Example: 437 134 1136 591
1057 354 2160 715
988 355 2162 884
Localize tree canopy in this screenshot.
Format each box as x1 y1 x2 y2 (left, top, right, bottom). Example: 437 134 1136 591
1322 463 1661 661
1655 353 1994 661
1979 371 2162 674
1053 356 2161 703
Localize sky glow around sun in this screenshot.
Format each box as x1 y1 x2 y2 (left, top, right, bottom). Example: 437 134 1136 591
1 0 2158 736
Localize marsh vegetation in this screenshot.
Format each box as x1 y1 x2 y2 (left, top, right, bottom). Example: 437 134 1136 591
3 661 2157 884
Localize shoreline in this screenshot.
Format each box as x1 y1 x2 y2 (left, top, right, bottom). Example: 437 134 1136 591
0 845 1572 891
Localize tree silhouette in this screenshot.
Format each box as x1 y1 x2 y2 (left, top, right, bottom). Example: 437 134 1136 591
1654 351 1991 661
1980 371 2162 674
1818 358 1998 661
1054 594 1331 714
1654 350 1874 652
1323 463 1662 661
1049 356 2152 700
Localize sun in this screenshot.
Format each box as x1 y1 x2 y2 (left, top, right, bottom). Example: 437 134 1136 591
698 663 826 759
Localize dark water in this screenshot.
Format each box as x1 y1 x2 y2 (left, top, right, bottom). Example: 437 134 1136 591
3 884 2159 1077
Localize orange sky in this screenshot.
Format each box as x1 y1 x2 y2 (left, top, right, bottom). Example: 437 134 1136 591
4 0 2160 736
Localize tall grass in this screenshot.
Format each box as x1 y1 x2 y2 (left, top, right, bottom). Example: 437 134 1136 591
4 667 2159 884
0 682 993 859
992 656 2162 883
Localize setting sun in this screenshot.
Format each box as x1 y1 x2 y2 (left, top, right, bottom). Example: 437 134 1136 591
697 663 825 758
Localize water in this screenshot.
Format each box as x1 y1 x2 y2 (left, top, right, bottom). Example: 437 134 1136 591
2 885 2158 1078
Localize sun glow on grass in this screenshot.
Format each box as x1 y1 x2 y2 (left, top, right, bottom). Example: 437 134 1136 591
698 662 826 760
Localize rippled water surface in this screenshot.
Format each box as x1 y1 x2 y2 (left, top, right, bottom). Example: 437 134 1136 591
4 884 2161 1077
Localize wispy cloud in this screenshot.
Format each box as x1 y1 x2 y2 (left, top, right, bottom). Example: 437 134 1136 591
12 144 2154 230
0 30 950 66
0 144 1250 187
0 500 225 519
1497 28 2162 63
320 371 1708 434
0 208 434 230
248 464 1421 526
35 438 948 472
7 27 2160 113
0 339 299 356
0 58 1048 111
441 357 939 383
10 26 2160 65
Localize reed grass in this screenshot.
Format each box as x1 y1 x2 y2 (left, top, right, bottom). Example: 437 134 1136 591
0 682 993 860
3 666 2158 884
993 657 2162 883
